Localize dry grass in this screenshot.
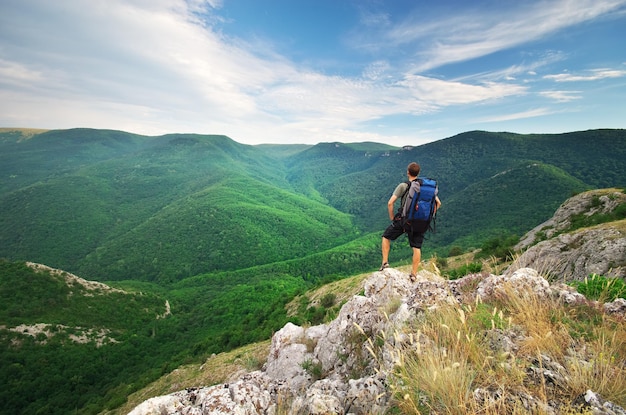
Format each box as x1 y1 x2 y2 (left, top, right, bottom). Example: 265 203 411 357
285 271 370 317
394 313 476 414
393 301 524 414
498 284 571 360
504 251 570 283
390 281 626 414
565 321 626 404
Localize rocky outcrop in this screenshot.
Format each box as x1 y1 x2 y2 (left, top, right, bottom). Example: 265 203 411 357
26 261 128 294
510 224 626 281
513 189 626 281
128 267 626 415
516 189 626 250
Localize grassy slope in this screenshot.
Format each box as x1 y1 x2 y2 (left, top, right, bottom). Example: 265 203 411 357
433 162 590 250
315 129 626 232
76 177 357 282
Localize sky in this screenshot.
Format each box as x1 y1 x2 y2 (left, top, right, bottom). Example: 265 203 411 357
1 0 625 147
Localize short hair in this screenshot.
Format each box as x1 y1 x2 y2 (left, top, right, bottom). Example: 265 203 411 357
407 162 420 177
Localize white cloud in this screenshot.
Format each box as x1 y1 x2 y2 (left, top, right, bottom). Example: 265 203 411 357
0 59 45 85
539 90 582 102
544 68 626 82
358 9 391 28
479 108 555 123
397 75 526 108
386 0 626 71
452 51 567 84
2 0 529 138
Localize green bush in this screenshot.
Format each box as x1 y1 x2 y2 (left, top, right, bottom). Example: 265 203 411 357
568 201 626 232
569 274 626 302
301 358 323 380
444 262 483 280
448 246 464 257
476 234 519 261
320 293 337 308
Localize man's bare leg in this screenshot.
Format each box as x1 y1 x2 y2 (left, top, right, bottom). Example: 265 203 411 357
381 237 391 268
411 247 421 277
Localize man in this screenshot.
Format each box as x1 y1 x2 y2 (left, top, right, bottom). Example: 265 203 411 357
379 162 441 281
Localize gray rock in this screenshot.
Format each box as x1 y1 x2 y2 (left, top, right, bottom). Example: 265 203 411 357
512 227 626 282
604 298 626 317
516 189 626 251
513 189 626 282
573 390 626 415
128 263 626 415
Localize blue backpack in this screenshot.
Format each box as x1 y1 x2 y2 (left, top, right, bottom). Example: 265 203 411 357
401 178 438 234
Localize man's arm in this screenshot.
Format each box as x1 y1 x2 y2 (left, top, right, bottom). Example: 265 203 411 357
434 196 442 213
387 195 398 220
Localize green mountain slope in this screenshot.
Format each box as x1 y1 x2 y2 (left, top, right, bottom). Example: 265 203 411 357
435 162 590 248
416 129 626 195
0 130 360 281
0 260 176 415
77 177 357 282
0 128 152 194
299 129 626 238
0 256 319 414
1 128 625 284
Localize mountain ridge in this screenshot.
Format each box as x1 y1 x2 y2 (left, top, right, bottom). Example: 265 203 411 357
1 127 625 284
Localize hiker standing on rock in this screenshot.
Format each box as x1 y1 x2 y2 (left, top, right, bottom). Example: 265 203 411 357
379 162 441 281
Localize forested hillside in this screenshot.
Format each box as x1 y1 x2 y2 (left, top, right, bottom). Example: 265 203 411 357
313 129 626 240
2 128 625 282
1 127 625 414
0 130 360 282
0 261 174 414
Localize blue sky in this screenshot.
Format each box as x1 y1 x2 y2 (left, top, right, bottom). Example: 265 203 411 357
1 0 625 146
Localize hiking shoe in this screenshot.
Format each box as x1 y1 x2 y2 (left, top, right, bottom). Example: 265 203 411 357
409 273 416 282
378 262 389 271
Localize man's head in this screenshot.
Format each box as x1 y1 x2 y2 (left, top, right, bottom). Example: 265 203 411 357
407 162 420 178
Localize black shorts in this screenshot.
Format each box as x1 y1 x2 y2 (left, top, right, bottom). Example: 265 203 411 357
382 218 425 249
